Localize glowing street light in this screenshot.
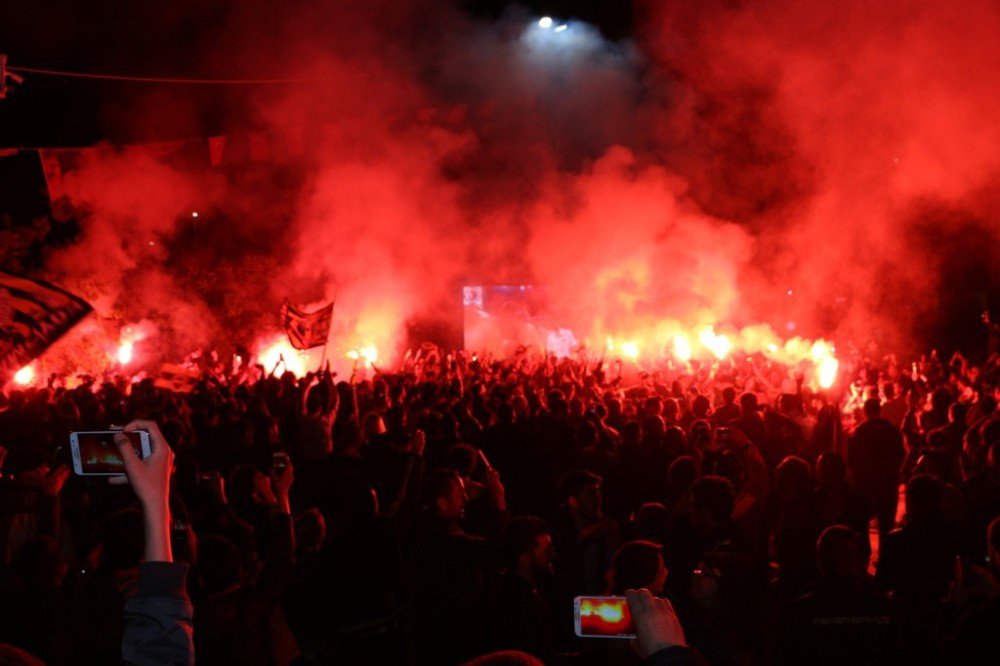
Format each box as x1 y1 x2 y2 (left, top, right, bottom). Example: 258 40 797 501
539 16 553 29
554 24 568 32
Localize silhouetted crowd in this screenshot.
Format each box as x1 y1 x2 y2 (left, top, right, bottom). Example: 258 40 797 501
1 347 999 665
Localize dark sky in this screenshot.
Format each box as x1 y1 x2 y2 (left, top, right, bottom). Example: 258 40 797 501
0 1 632 148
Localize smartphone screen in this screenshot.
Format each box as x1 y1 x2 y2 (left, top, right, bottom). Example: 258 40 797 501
70 431 150 475
574 596 636 638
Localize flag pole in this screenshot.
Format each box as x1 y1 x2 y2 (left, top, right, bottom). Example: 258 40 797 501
319 284 338 372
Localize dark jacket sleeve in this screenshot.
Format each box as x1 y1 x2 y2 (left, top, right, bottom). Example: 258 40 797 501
122 562 194 666
254 511 296 603
647 646 710 666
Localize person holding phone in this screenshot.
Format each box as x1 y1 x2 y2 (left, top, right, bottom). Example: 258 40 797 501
625 589 707 665
111 420 195 666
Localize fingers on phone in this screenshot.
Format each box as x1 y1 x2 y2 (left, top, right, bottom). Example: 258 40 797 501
123 419 155 433
625 588 652 614
113 432 140 466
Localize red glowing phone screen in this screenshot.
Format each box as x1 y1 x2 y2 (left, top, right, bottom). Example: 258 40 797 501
576 596 636 637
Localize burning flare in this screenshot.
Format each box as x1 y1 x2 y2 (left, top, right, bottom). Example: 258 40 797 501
13 366 35 386
117 342 134 365
257 339 307 376
699 327 733 360
346 345 379 368
672 334 693 362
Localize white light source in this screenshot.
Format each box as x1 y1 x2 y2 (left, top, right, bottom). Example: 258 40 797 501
191 211 199 218
118 341 134 365
539 16 553 29
818 357 839 389
14 366 34 385
554 24 568 32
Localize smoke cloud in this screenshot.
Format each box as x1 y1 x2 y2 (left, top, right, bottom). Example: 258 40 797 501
29 0 999 375
639 0 1000 351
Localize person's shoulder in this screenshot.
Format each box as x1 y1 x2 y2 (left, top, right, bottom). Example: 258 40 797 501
850 416 870 429
549 508 577 535
959 470 997 495
498 570 536 598
879 418 903 435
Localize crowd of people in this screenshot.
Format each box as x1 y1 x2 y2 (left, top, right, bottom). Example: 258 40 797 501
0 345 999 665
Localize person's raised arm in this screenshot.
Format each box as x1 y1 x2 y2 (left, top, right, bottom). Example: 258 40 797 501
37 464 70 542
483 465 508 527
113 420 194 666
300 375 316 414
321 365 338 416
385 429 426 519
113 420 175 561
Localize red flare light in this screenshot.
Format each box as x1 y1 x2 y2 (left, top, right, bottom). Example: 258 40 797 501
117 342 134 365
258 339 307 376
13 366 35 386
346 345 379 368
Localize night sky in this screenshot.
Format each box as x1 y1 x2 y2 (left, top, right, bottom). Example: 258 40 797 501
0 1 631 147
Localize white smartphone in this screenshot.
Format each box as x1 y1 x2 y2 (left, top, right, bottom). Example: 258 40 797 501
573 595 636 638
69 430 151 476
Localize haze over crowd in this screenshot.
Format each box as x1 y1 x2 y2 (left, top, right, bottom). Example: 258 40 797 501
7 0 995 370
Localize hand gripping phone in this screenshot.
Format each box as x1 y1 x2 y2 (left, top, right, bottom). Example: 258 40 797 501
70 430 151 476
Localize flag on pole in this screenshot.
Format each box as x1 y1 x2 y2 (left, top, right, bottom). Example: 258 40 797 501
154 363 202 393
0 270 92 386
280 299 334 350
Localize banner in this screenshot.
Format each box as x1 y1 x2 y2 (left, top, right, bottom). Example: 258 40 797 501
0 270 92 386
154 363 202 394
280 299 333 350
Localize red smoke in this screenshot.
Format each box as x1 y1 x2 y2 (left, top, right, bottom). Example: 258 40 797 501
639 0 1000 350
21 0 998 379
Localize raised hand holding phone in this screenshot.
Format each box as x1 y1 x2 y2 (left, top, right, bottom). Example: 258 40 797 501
625 588 688 659
110 420 175 562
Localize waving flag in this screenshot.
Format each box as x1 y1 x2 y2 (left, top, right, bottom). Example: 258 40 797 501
154 363 202 394
280 299 333 350
1 270 92 385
